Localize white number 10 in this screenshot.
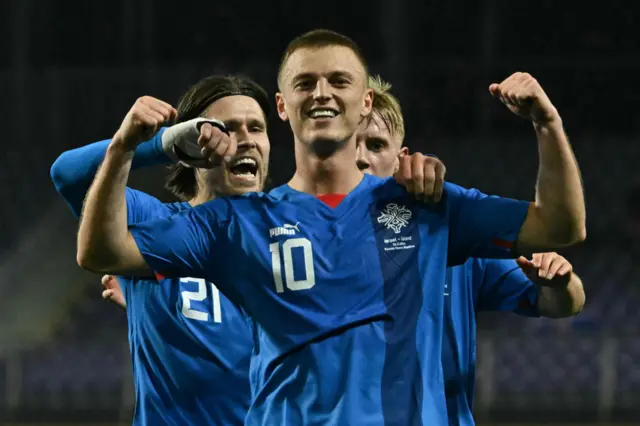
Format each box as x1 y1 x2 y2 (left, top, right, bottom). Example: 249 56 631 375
269 238 316 293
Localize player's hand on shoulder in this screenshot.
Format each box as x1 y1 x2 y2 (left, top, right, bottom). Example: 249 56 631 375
516 252 573 288
101 275 127 310
112 96 177 151
394 152 446 203
488 72 560 125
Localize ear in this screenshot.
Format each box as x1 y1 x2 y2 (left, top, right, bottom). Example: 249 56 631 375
275 92 289 122
360 87 373 119
393 147 408 174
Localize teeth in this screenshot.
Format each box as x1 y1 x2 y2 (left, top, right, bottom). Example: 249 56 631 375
232 157 257 167
229 156 258 179
310 109 337 118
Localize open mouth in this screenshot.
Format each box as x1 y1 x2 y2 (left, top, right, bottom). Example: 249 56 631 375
229 157 259 181
307 107 339 119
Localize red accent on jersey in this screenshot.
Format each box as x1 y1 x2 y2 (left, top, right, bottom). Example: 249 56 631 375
491 238 514 249
155 272 166 281
316 193 347 208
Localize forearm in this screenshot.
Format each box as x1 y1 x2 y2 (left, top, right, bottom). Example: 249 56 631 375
536 272 585 318
76 141 146 274
50 130 171 217
521 118 586 248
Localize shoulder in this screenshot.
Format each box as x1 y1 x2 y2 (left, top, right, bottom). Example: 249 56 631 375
126 187 161 207
192 191 276 220
163 201 192 215
129 191 193 219
369 177 489 207
126 188 183 223
370 175 405 198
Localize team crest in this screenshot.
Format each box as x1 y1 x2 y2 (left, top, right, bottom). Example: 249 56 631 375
377 203 412 233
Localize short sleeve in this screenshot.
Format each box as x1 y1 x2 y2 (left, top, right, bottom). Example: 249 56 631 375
125 188 165 225
446 183 530 266
128 199 231 282
474 258 539 317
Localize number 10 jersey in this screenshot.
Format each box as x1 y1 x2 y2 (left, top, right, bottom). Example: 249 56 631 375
130 174 530 426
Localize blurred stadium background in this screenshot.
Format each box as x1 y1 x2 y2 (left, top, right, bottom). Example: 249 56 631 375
0 0 638 424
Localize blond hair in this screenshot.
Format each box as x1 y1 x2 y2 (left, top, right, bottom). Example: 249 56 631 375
368 75 404 141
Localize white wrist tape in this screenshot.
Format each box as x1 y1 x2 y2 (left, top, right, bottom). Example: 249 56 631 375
161 118 226 167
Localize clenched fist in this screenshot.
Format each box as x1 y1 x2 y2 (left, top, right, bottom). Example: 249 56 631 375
394 152 446 203
197 121 237 165
489 72 559 125
113 96 177 151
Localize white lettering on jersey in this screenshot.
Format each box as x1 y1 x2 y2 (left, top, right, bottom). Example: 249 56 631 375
180 278 222 323
269 222 300 237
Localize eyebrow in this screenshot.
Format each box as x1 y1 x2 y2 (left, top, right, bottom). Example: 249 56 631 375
224 117 267 129
329 70 355 80
292 70 355 84
292 73 315 85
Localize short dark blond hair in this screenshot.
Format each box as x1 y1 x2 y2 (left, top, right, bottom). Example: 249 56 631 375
277 29 369 88
368 75 405 142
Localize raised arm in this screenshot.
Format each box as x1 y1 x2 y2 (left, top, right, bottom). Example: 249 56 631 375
488 72 586 250
76 97 176 274
76 96 234 276
50 129 171 218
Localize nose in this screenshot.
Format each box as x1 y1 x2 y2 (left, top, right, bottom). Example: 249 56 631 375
236 138 257 152
313 79 331 102
356 144 370 170
356 159 370 170
231 125 255 148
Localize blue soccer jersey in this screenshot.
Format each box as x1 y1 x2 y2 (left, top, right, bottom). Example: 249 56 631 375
122 190 253 425
130 174 529 425
51 136 253 425
442 258 539 426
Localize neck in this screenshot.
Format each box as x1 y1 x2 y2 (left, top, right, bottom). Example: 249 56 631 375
288 135 364 195
189 188 217 207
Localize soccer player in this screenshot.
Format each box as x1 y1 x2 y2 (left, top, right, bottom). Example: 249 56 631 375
357 75 586 425
355 75 409 178
51 74 271 425
76 30 586 425
55 71 443 426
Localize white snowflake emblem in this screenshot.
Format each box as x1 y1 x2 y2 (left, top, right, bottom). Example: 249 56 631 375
377 203 412 233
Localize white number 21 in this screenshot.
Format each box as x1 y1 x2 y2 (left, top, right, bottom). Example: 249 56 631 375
180 277 222 323
269 238 316 293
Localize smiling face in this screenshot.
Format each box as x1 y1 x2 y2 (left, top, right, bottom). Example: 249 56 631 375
276 45 372 150
196 95 270 197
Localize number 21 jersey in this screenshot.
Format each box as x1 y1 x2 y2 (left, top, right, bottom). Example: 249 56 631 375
121 189 252 426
